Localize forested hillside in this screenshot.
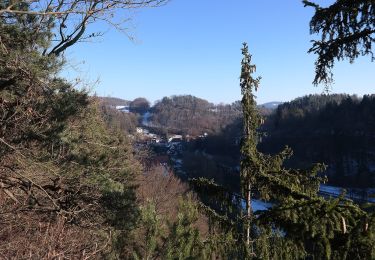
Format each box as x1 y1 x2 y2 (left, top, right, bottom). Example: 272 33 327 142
100 102 139 134
261 94 375 188
174 94 375 189
150 95 242 135
99 96 130 107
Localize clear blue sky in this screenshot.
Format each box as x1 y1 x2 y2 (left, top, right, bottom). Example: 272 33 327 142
62 0 374 105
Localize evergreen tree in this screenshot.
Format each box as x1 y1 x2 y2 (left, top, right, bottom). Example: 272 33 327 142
133 196 205 260
192 43 375 259
0 5 140 257
133 201 163 259
163 198 205 259
240 42 375 260
240 42 262 248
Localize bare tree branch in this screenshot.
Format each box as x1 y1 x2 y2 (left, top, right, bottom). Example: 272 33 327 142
0 0 169 56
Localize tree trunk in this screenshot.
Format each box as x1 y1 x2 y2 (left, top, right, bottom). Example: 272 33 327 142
246 181 251 245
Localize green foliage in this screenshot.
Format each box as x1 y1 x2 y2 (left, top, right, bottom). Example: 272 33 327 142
163 198 205 259
262 94 375 188
304 0 375 86
101 104 139 134
240 42 375 260
133 196 206 259
133 201 163 260
0 6 140 257
191 43 375 259
62 103 140 228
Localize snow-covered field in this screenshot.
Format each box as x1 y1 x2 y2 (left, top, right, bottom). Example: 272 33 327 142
320 184 375 203
241 184 375 214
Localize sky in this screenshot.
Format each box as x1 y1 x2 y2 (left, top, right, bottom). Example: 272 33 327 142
62 0 374 105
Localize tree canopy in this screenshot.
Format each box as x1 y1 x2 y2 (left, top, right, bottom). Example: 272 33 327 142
130 97 150 114
150 95 241 136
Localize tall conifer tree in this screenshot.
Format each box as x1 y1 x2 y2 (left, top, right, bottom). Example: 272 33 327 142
240 42 261 248
192 43 375 259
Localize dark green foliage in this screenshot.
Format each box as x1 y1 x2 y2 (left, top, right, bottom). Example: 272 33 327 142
163 199 205 259
262 94 375 188
0 5 140 257
304 0 375 86
242 43 375 260
133 197 206 259
190 177 240 228
183 148 240 192
241 43 375 260
191 43 375 259
193 93 375 190
101 104 139 134
132 201 162 259
0 16 83 147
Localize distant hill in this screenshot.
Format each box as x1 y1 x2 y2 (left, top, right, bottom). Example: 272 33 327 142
259 101 283 109
260 94 375 188
150 95 241 135
98 96 130 107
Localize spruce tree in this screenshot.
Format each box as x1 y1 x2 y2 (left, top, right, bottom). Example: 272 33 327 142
239 42 375 260
132 196 205 259
192 43 375 259
240 42 261 248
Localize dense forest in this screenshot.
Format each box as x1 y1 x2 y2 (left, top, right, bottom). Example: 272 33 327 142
100 105 139 135
150 95 242 136
158 94 375 190
261 94 375 188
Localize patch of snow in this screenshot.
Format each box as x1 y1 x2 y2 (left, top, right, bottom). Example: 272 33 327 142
252 200 273 212
240 199 273 212
320 184 375 203
320 184 343 195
